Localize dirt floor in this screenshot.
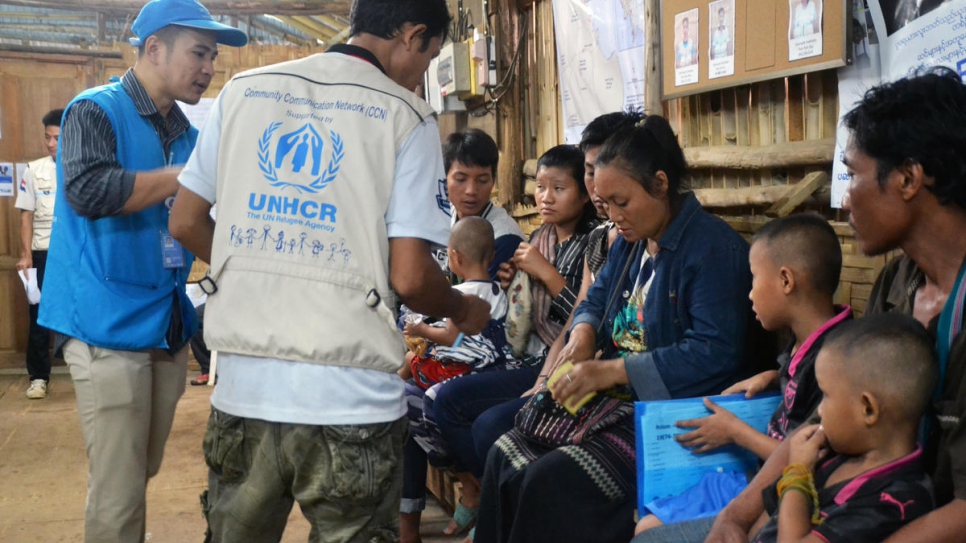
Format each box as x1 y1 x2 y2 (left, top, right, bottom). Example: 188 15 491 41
0 361 465 543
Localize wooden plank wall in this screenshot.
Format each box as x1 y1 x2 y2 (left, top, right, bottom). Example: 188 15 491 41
0 45 324 357
666 71 838 211
513 64 886 315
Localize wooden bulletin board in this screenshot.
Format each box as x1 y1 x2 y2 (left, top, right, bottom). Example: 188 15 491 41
661 0 848 99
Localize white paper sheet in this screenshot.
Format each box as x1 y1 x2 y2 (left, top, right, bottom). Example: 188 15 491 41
19 268 41 304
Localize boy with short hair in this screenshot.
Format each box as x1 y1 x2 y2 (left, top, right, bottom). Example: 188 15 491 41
403 216 509 387
637 214 851 532
749 314 937 542
400 217 509 540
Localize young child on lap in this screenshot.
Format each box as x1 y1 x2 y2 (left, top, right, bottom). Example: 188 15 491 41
749 314 936 542
637 214 852 532
401 216 508 388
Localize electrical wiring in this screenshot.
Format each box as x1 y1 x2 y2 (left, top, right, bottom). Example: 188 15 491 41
469 15 530 117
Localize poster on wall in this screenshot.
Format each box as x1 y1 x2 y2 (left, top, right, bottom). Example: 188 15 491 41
789 0 824 61
709 0 736 78
869 0 965 80
0 163 14 197
830 0 881 208
551 0 647 144
675 9 700 86
830 0 965 207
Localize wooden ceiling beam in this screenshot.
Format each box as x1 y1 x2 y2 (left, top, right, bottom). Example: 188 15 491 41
275 16 325 42
247 17 313 46
312 14 346 32
0 0 352 16
328 23 350 45
291 15 338 40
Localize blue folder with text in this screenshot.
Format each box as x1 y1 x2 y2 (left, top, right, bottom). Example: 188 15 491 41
634 392 781 514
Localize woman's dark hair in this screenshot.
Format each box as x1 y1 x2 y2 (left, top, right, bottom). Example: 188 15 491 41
595 115 690 207
536 144 598 228
350 0 451 51
579 110 646 152
842 66 966 209
42 109 64 128
443 129 499 176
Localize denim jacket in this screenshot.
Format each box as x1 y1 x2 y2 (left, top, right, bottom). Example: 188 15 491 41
571 192 752 400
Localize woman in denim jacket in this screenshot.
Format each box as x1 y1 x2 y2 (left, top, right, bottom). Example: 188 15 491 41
474 116 755 543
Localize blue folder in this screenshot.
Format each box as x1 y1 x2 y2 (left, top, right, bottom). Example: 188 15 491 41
634 392 781 515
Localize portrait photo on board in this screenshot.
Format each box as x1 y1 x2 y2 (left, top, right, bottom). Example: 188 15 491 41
709 0 735 78
675 8 700 86
788 0 823 61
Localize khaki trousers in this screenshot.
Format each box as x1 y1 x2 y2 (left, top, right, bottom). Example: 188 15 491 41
64 339 187 543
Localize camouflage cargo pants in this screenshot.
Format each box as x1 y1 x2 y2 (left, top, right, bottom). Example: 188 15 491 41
201 407 407 543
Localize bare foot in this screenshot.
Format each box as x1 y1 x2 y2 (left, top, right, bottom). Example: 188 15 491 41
444 473 481 536
400 511 423 543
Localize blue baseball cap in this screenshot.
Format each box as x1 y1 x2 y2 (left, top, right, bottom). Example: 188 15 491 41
129 0 248 47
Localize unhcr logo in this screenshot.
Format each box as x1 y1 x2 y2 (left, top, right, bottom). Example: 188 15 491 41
258 122 344 194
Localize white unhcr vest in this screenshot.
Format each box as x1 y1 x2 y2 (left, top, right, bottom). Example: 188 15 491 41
205 53 437 373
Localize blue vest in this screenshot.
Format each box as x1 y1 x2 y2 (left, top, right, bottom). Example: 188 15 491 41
39 82 199 351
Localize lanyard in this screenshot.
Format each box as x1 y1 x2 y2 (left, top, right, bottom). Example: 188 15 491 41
935 261 966 400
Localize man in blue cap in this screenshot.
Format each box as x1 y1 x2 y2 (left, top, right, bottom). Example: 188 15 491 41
38 1 246 541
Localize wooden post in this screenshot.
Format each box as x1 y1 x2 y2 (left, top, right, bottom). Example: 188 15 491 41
496 0 525 206
644 0 663 116
534 0 560 155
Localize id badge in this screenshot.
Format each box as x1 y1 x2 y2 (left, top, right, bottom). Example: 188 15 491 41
160 230 186 269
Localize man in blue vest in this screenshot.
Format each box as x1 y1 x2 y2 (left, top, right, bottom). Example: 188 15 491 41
38 0 246 541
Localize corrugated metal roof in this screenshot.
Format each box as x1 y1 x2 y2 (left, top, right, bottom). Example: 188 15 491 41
0 3 339 47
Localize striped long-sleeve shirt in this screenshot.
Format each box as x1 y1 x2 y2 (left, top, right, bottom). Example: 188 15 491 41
60 69 190 219
546 218 598 326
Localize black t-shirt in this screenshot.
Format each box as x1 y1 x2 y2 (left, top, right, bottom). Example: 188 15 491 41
751 450 934 543
766 307 852 440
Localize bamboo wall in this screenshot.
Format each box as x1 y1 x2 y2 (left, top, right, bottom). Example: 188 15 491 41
0 45 324 359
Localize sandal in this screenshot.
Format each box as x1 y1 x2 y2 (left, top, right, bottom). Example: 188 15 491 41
190 374 209 386
443 501 478 536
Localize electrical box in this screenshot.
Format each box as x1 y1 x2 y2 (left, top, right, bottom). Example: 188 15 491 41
425 57 466 114
438 41 472 98
467 32 487 99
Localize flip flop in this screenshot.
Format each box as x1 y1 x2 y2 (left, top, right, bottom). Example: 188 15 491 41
190 374 209 386
443 501 478 536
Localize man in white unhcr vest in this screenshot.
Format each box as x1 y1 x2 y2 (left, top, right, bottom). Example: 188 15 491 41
168 0 491 540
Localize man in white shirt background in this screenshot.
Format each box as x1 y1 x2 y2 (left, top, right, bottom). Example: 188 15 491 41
15 108 63 400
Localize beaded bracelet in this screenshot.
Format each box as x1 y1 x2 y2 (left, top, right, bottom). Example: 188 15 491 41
776 463 823 526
